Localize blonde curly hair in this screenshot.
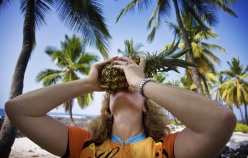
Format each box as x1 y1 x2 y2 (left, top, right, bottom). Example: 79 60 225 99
86 93 170 143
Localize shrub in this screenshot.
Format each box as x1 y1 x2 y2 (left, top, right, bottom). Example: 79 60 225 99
234 122 248 133
170 119 182 125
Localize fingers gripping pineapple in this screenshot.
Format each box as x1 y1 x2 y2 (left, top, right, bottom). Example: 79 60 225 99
99 40 194 94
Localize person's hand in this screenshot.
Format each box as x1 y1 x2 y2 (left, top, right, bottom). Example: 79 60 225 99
88 57 117 91
113 56 146 92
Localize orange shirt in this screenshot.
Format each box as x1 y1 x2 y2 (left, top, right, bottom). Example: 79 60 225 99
68 126 178 158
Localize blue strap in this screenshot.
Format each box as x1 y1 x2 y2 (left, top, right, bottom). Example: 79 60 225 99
111 132 146 143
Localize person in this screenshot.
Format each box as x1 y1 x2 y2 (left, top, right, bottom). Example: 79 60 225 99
5 56 236 158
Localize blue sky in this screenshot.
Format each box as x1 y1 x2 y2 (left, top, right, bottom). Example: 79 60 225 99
0 1 247 119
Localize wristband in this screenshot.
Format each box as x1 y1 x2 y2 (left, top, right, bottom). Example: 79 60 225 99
139 78 157 98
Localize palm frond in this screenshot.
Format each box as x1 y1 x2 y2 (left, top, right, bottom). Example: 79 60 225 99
50 50 69 68
191 42 204 58
241 65 248 76
146 2 158 29
116 0 152 22
214 0 237 17
0 0 12 12
147 0 170 42
194 28 220 41
164 21 180 38
62 71 80 83
201 48 221 65
181 2 207 27
63 34 86 63
116 0 138 22
147 18 159 42
240 74 248 81
117 39 144 57
36 69 63 86
201 42 228 53
21 0 53 29
181 0 219 27
221 69 235 78
77 53 98 65
77 93 93 108
54 0 110 59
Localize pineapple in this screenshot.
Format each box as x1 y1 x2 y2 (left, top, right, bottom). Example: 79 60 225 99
99 40 195 93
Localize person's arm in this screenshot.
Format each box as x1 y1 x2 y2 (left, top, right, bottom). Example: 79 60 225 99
113 56 236 158
5 57 115 157
143 82 236 158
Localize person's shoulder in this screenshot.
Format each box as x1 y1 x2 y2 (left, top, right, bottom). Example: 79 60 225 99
68 126 89 132
68 126 91 139
160 132 179 140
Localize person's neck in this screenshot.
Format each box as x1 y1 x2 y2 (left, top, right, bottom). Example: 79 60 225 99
112 111 145 141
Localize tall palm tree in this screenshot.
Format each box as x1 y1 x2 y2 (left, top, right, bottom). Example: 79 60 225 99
37 34 98 125
220 58 248 124
163 11 228 97
0 1 110 157
117 39 144 57
116 0 237 95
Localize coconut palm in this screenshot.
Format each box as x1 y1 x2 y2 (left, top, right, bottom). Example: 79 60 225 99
117 39 144 57
212 72 234 110
116 0 237 95
162 11 228 97
0 1 110 156
153 72 168 83
180 75 197 92
36 34 98 125
220 58 248 124
212 73 226 103
202 72 218 97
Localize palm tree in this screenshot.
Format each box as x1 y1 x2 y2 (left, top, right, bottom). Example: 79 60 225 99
117 39 144 57
211 72 234 110
0 1 110 157
202 72 218 97
116 0 237 95
220 58 248 124
37 34 98 125
180 75 197 92
153 72 168 83
163 11 228 97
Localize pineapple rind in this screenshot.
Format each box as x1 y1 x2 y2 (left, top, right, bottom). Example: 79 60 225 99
100 62 129 93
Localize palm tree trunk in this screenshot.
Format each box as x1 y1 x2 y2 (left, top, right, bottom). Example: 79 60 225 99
172 0 204 95
69 103 75 126
0 115 17 158
241 92 248 125
237 106 245 124
200 74 211 97
0 1 35 157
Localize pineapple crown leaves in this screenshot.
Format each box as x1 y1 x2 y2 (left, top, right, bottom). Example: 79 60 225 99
144 39 196 74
